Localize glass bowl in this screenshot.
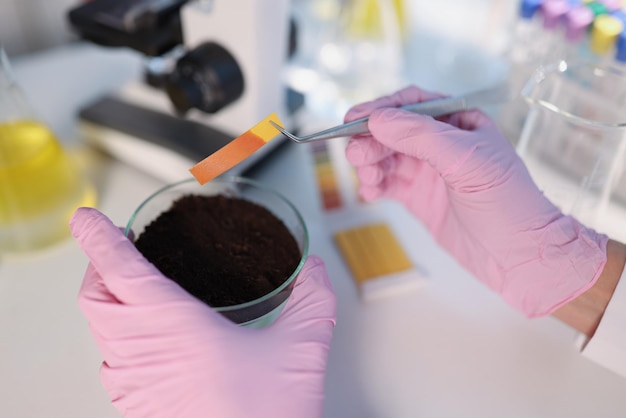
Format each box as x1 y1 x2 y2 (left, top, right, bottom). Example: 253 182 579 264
125 176 308 328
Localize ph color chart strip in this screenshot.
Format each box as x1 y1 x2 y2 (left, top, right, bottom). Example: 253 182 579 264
311 141 342 210
307 134 427 300
334 222 425 301
334 223 413 283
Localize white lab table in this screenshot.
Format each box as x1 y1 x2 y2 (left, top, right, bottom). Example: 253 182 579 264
2 43 626 418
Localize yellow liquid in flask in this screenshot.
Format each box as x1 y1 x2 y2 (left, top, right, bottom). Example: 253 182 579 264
0 120 96 252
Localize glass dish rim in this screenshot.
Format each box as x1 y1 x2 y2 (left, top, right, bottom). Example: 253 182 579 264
125 176 309 312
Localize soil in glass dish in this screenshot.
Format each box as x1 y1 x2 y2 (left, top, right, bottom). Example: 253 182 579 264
134 194 302 307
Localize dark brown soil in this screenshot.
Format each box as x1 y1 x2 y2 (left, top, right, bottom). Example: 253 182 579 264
134 194 301 307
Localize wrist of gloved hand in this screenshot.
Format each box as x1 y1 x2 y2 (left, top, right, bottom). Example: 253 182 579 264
488 213 608 317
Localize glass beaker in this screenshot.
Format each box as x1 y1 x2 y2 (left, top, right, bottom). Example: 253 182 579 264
0 48 96 253
517 60 626 234
125 177 308 329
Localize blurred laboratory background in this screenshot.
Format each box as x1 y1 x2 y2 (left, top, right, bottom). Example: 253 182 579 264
0 0 79 56
0 0 515 58
3 0 621 239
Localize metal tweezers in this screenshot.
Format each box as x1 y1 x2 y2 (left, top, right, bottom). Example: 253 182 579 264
270 83 512 143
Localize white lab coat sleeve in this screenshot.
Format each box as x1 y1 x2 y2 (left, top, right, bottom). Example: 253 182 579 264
580 266 626 378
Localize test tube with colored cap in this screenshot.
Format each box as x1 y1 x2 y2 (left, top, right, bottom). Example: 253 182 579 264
618 28 626 58
542 0 571 29
541 0 575 60
521 0 544 19
599 0 622 11
615 20 626 63
564 5 595 59
590 13 624 57
508 0 544 62
498 0 544 144
566 5 595 42
586 1 609 17
611 9 626 28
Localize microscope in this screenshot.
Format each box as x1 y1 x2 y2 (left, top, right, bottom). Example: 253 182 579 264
68 0 303 182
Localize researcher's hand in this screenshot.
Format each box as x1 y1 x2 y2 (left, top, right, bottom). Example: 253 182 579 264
71 207 336 418
345 86 608 317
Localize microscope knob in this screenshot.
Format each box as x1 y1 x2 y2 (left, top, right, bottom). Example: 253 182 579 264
165 42 244 115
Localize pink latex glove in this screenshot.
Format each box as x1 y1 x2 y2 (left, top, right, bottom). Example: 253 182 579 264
344 86 608 317
70 207 336 418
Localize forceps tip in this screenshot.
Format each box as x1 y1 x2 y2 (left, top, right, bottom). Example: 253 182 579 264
269 120 301 142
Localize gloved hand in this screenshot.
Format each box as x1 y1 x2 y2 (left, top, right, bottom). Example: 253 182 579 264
71 207 336 418
344 86 608 317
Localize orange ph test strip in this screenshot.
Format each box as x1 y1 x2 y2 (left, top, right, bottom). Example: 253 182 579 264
190 113 282 185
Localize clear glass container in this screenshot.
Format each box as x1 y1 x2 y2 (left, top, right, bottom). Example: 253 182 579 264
0 48 96 253
517 60 626 235
288 0 407 120
125 176 309 328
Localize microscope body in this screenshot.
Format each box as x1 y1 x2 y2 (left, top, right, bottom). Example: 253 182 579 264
70 0 298 182
116 0 292 136
179 0 291 134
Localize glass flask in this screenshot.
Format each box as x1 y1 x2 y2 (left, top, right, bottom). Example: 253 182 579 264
0 48 96 253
